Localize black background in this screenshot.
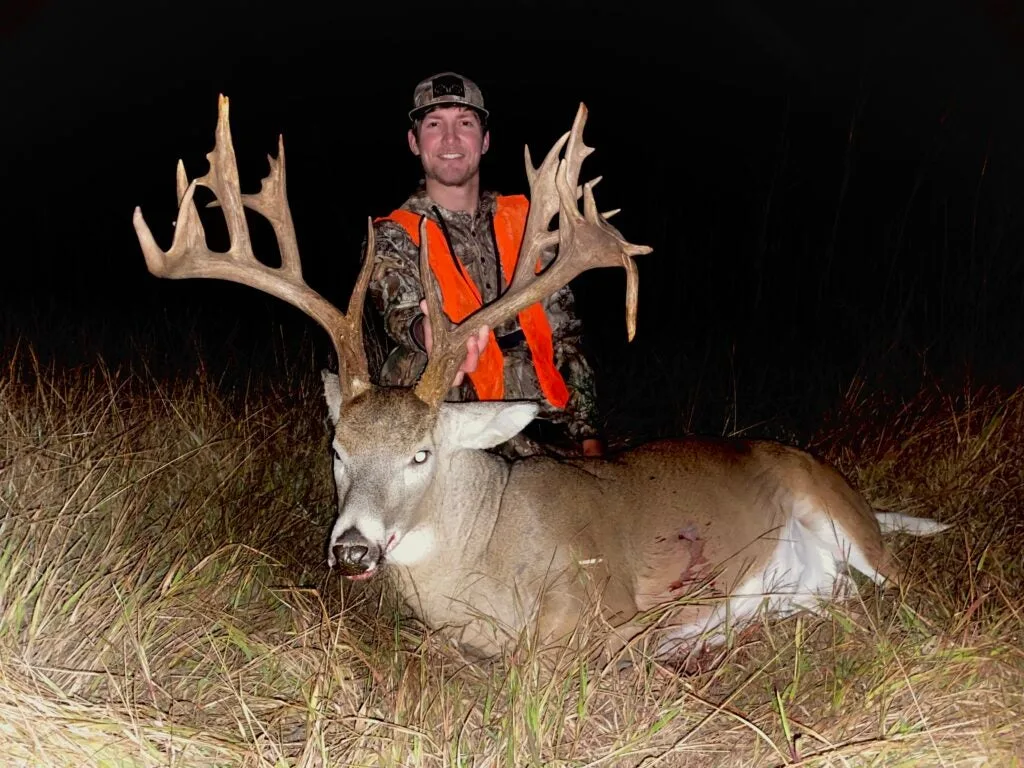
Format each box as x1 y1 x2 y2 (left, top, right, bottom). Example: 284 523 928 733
4 0 1024 437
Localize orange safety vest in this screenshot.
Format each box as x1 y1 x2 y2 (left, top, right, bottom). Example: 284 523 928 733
375 195 570 408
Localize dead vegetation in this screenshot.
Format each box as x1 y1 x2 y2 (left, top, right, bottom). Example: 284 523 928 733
1 346 1021 767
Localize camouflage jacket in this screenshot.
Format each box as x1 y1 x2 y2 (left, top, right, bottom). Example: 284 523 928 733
364 188 602 447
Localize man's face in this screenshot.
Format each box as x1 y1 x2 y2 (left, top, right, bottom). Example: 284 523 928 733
408 107 490 188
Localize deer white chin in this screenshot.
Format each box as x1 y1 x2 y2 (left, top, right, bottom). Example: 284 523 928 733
386 527 437 566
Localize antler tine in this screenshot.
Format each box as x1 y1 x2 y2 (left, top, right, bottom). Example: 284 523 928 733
558 168 652 341
342 217 376 393
560 103 596 207
237 134 301 279
512 131 569 291
132 94 371 399
413 217 462 405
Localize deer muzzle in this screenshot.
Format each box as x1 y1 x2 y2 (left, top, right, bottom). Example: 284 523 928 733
332 528 382 579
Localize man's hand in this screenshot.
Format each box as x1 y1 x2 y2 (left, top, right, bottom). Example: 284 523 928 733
581 438 605 457
419 299 490 387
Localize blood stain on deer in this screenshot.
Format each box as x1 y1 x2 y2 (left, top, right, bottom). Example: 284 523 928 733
667 523 710 593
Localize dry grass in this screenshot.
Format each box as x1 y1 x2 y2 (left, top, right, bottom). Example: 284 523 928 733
1 346 1022 767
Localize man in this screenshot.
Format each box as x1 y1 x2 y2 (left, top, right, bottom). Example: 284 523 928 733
364 71 605 458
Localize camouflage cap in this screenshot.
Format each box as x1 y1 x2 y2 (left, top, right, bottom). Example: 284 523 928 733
409 72 489 121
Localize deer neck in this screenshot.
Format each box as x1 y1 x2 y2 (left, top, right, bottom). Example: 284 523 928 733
408 446 512 570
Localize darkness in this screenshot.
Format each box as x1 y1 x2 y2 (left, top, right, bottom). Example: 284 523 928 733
4 0 1024 439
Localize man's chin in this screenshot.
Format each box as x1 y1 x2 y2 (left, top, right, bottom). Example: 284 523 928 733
426 168 478 188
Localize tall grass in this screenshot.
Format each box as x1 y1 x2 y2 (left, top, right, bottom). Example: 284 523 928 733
1 331 1022 767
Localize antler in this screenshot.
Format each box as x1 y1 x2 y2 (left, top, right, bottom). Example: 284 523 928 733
414 102 652 406
132 95 374 401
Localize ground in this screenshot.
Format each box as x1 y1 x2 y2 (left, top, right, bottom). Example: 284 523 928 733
1 337 1021 766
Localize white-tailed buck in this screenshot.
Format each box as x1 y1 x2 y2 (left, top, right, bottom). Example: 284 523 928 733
133 96 949 660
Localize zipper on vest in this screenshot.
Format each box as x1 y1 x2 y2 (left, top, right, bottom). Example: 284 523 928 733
430 206 467 289
488 212 505 299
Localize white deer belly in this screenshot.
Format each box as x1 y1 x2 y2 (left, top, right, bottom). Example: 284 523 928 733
655 510 865 658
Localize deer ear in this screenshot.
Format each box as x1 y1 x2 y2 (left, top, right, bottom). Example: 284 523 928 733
441 402 539 450
322 370 343 425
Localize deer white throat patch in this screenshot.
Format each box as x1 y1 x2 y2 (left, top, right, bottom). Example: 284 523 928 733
387 527 436 566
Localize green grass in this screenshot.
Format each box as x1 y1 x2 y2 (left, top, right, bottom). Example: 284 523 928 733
1 341 1022 767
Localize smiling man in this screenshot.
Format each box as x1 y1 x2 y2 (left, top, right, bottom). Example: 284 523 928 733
365 71 605 458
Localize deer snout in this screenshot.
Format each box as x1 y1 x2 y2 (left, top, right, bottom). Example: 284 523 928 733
332 528 382 578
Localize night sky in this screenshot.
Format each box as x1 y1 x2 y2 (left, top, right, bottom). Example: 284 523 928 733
4 0 1024 431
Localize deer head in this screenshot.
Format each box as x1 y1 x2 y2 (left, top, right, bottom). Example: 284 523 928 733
133 95 652 576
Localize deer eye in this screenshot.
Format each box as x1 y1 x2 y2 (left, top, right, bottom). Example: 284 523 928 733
413 450 430 465
332 448 342 461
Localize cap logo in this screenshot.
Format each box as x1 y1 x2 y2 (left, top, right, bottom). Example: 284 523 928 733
431 74 465 99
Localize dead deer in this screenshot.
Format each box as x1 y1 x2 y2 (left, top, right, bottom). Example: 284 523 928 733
133 95 949 661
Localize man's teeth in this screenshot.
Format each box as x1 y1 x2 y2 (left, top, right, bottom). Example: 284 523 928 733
440 153 463 159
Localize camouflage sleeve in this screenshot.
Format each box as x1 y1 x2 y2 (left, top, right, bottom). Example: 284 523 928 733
365 220 426 352
544 282 602 443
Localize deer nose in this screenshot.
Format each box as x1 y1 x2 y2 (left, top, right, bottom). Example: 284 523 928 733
332 528 381 576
